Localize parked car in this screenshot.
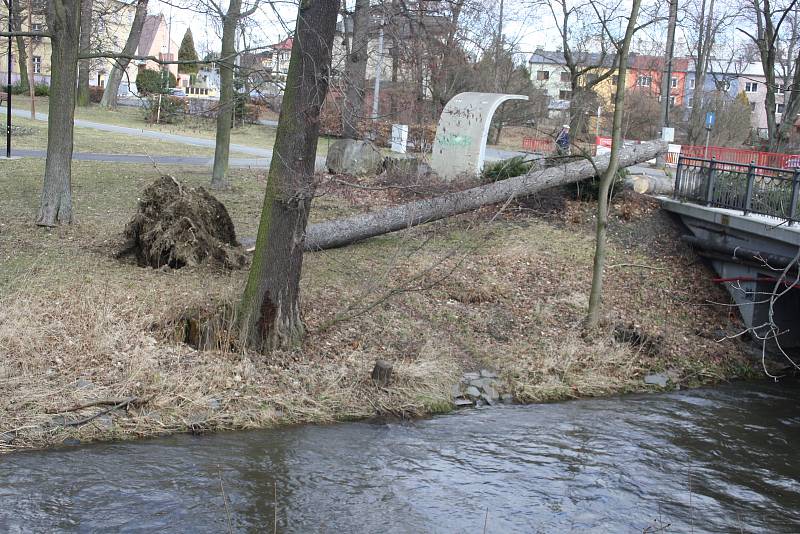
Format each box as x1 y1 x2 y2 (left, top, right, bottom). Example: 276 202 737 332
168 88 187 97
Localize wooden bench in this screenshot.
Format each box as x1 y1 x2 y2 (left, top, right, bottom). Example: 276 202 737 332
0 92 8 105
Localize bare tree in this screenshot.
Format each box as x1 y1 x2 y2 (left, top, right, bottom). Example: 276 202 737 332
99 0 149 109
683 0 736 144
586 0 643 328
210 0 261 189
76 0 92 106
238 0 341 352
739 0 800 150
341 0 370 139
36 0 82 226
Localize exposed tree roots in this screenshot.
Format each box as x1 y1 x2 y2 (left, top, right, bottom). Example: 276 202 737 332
119 176 246 269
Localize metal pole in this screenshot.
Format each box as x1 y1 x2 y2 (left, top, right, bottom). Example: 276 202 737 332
6 0 12 158
704 128 711 159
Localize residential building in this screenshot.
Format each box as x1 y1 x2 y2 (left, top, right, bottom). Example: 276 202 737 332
527 48 617 118
626 55 689 107
1 0 136 88
132 14 180 87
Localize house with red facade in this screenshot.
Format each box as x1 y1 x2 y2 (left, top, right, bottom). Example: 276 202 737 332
625 55 689 107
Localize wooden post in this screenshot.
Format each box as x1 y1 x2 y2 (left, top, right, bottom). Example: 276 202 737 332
371 360 393 387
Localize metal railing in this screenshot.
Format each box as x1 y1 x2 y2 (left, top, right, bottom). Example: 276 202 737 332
674 155 800 225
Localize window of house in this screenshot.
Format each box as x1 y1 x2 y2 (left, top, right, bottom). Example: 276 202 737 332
670 96 676 105
31 23 42 41
671 77 678 88
689 78 695 89
745 82 758 92
32 56 41 74
586 73 598 84
777 103 785 114
716 80 730 91
750 102 757 111
560 71 570 82
559 89 572 100
537 70 550 81
637 75 652 87
687 97 693 108
612 75 618 85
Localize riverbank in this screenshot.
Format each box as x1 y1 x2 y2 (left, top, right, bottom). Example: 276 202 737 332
0 159 756 452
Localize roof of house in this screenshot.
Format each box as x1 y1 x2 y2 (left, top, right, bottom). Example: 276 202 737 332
528 48 617 68
628 55 689 72
138 15 164 56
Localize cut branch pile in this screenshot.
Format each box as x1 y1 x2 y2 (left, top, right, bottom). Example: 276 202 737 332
119 176 246 269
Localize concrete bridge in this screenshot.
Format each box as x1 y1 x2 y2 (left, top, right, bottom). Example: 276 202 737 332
660 155 800 355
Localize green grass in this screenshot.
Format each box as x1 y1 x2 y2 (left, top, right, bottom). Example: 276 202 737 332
7 97 332 156
6 115 229 157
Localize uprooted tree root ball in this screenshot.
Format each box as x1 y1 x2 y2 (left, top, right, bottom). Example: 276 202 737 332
119 175 247 269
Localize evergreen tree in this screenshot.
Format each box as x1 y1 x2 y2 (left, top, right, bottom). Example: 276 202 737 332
178 29 199 74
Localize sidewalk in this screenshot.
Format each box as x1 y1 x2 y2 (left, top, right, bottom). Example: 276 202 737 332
2 105 327 171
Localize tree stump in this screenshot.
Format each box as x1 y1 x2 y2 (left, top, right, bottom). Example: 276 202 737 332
371 360 393 387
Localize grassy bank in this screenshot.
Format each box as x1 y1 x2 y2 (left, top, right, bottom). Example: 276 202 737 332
0 159 753 452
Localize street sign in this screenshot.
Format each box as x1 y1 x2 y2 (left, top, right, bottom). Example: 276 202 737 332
705 111 716 130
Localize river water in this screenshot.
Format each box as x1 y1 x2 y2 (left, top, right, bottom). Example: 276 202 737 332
1 381 798 533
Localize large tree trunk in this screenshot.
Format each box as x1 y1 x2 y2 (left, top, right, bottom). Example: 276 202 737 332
238 0 341 352
586 0 641 329
99 0 148 109
76 0 93 107
37 0 81 227
687 0 715 145
210 0 242 189
305 140 665 251
342 0 370 139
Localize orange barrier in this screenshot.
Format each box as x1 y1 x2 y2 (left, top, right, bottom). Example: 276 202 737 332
680 145 800 169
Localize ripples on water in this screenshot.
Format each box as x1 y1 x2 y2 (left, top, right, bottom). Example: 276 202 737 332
1 381 798 533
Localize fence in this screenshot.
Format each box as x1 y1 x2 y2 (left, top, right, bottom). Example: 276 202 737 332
674 155 800 224
678 145 800 170
521 137 596 156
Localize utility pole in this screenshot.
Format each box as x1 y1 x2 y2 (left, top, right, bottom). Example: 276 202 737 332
660 0 678 130
27 0 35 120
495 0 504 90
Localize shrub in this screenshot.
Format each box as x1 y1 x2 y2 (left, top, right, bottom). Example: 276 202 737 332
570 168 627 201
136 69 177 95
89 86 104 103
143 95 185 124
481 156 535 183
34 84 49 97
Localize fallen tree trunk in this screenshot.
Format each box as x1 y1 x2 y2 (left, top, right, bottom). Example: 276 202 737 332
305 140 667 250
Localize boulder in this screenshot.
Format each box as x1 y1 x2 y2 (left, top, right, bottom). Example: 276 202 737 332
326 139 383 176
644 373 668 387
384 154 420 177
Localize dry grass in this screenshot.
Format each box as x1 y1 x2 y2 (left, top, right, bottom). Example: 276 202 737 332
0 162 752 452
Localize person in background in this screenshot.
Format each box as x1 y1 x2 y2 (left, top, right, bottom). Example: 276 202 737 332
555 125 571 156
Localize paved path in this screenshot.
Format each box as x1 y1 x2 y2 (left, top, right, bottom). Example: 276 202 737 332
3 105 326 170
4 104 522 168
7 148 280 169
3 105 274 157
